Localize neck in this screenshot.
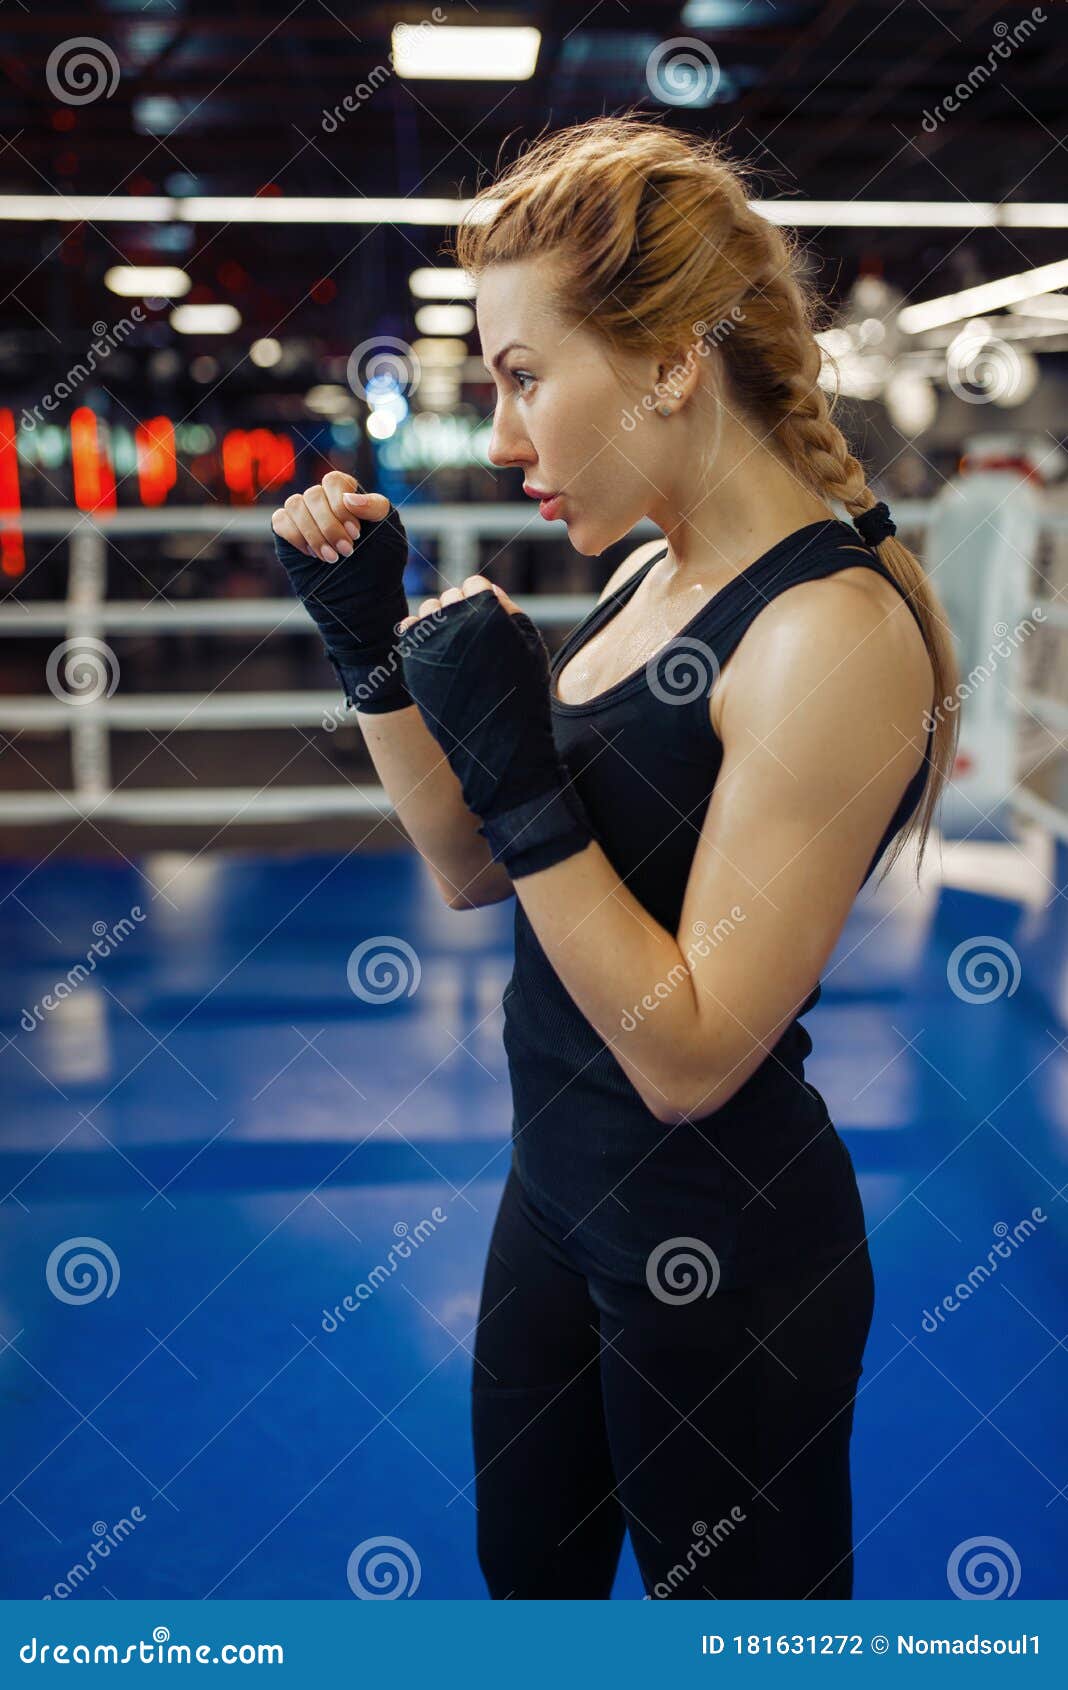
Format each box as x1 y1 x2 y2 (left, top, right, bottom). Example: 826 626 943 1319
648 421 838 581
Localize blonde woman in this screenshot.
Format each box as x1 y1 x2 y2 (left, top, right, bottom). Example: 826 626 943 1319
272 115 959 1600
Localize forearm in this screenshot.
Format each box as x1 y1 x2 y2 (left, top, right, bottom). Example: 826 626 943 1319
357 703 514 909
512 842 720 1122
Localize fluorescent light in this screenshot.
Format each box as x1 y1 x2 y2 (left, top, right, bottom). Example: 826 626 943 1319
1 194 1067 230
412 337 468 366
189 196 473 225
393 24 540 80
414 303 474 336
898 257 1068 334
409 266 477 299
105 265 190 298
0 195 174 221
760 200 1001 228
170 303 241 334
1007 292 1068 320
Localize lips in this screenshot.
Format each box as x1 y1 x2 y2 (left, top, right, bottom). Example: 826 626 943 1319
522 485 564 519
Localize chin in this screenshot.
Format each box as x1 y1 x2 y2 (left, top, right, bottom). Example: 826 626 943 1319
577 520 636 559
562 515 611 557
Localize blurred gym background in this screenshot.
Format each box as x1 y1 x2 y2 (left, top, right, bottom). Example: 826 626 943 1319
1 1 1066 1601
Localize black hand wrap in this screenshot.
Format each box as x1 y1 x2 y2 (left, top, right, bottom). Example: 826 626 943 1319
399 592 594 879
272 502 413 715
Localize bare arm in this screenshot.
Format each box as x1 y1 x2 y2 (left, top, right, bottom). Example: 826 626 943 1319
498 576 932 1124
357 701 516 910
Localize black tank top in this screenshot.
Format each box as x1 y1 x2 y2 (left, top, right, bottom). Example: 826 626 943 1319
502 517 932 1287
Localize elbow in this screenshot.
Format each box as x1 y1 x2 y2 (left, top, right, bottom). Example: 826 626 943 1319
445 888 486 911
651 1065 738 1128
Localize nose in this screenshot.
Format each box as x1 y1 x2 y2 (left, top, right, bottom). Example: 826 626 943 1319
487 400 534 471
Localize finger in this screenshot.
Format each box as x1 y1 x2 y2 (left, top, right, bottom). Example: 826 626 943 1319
466 577 521 614
439 587 465 607
271 509 313 556
397 614 419 633
342 489 392 522
304 484 356 559
417 598 441 616
321 471 363 541
281 494 337 561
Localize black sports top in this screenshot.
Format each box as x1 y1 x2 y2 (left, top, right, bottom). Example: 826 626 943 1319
501 517 932 1288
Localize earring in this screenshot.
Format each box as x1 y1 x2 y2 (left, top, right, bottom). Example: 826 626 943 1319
657 403 672 417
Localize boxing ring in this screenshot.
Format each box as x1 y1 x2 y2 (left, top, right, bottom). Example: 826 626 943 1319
1 495 1066 843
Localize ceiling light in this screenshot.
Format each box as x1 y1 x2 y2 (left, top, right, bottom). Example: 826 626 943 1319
105 265 190 297
412 337 468 366
898 257 1068 334
250 337 283 367
392 24 541 80
169 303 241 334
409 266 477 299
414 303 474 336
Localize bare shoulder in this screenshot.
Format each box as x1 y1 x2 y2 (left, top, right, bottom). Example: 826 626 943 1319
711 562 933 769
595 537 667 605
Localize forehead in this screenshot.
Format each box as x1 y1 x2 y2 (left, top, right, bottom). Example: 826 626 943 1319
475 255 563 354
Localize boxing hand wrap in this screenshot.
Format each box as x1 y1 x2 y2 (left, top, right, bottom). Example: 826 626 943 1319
272 501 413 715
399 592 595 879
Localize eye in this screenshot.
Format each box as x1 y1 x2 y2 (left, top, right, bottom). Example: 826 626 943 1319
510 368 536 393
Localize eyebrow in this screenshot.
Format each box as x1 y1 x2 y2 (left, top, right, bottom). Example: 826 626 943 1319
487 341 534 374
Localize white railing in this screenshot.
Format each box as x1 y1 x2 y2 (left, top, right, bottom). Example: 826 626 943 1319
0 498 1065 830
0 503 660 824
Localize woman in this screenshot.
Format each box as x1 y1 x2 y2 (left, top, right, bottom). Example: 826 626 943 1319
272 115 959 1600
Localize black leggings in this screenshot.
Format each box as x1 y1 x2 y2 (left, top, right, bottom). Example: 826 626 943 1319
471 1166 875 1599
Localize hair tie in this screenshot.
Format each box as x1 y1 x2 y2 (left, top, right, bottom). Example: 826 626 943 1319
852 501 896 547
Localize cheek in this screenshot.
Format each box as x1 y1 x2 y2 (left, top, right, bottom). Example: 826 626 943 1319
549 383 623 472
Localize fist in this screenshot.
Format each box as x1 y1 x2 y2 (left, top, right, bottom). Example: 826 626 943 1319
271 470 392 564
398 576 521 633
